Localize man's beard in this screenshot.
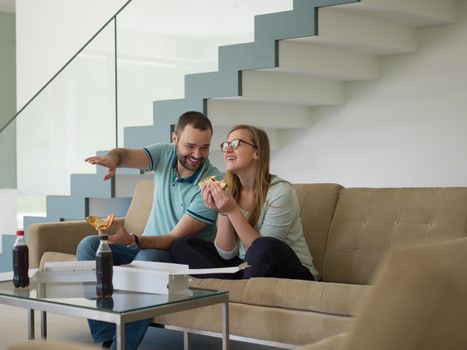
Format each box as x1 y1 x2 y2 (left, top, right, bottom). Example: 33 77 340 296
176 146 204 172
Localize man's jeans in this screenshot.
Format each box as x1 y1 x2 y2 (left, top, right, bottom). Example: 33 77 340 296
76 235 173 350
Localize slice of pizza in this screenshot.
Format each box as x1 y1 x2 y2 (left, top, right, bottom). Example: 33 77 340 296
199 176 228 190
86 214 115 231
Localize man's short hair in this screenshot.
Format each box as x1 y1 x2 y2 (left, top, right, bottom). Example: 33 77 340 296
174 111 213 136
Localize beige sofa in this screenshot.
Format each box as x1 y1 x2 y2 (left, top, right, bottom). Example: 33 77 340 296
27 181 467 347
12 238 467 350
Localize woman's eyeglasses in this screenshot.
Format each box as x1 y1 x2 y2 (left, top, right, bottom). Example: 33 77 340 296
220 139 257 152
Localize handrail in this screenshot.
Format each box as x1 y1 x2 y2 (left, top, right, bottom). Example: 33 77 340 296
0 0 133 135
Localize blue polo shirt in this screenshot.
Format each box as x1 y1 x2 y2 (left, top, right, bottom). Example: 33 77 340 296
142 143 221 241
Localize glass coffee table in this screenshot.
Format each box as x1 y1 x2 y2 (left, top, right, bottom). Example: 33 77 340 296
0 280 229 350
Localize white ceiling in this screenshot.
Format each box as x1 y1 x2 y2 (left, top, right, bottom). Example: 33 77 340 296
0 0 14 13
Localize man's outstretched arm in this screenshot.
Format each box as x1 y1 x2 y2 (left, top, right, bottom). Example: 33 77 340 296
86 148 149 181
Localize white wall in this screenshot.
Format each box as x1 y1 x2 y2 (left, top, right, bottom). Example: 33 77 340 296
0 11 16 189
0 189 17 252
0 12 17 243
272 1 467 187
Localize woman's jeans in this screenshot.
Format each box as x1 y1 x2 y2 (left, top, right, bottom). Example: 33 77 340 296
171 236 314 281
76 235 173 350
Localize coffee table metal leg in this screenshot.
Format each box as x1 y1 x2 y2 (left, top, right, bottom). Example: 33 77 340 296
222 301 229 350
28 309 35 339
183 331 192 350
41 311 47 338
116 322 125 350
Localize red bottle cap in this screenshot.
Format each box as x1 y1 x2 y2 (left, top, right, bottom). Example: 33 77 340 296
16 230 25 236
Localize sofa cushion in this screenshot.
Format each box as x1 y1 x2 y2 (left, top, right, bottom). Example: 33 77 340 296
190 277 369 316
323 187 467 284
244 278 369 316
189 278 249 302
293 183 343 277
155 302 352 345
123 180 154 235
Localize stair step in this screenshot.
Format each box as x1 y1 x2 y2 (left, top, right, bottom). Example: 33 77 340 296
276 40 380 81
125 98 204 149
153 98 204 124
185 70 240 100
46 195 88 220
23 216 52 232
207 99 312 129
115 174 153 197
335 0 457 27
218 41 276 72
88 197 132 218
124 125 162 149
295 7 418 55
70 174 114 198
255 0 363 41
242 70 345 106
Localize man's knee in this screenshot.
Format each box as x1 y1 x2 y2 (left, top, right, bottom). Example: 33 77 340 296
76 235 100 261
134 248 173 263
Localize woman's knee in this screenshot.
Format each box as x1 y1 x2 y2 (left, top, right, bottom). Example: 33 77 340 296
76 234 100 261
249 237 286 257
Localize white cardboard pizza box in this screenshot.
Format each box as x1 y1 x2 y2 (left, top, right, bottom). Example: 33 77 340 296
34 260 246 295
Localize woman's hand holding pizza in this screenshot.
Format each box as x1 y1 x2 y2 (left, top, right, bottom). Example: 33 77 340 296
201 184 217 210
199 177 236 215
209 181 237 215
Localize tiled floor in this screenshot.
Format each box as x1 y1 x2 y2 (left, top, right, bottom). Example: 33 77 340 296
0 304 283 350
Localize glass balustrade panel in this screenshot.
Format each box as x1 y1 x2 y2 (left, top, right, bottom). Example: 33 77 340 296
12 20 117 229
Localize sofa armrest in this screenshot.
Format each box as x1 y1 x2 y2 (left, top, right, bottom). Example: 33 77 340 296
27 218 124 268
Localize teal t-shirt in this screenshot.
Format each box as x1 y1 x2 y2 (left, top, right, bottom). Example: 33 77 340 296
142 143 221 241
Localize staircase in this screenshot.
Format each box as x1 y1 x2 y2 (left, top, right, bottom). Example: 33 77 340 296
0 0 462 271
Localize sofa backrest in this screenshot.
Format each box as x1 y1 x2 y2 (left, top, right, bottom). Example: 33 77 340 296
123 180 343 277
292 183 343 276
322 187 467 284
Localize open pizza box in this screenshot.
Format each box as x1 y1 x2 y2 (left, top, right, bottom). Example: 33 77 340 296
32 260 247 295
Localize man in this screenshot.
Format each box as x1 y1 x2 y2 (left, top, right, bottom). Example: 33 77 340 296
76 111 221 350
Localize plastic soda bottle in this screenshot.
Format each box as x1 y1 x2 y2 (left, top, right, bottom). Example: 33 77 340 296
12 230 29 288
96 234 113 297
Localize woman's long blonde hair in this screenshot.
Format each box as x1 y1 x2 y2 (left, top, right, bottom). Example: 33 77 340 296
224 125 271 227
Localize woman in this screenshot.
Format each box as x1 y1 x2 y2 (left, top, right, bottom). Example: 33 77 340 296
171 125 318 280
